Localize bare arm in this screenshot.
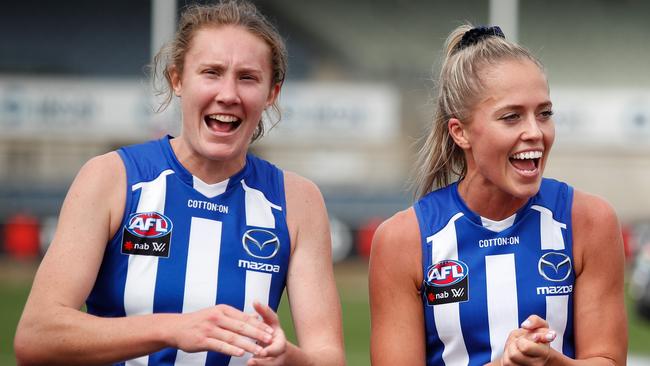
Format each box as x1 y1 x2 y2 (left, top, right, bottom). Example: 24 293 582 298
547 190 627 365
14 153 274 365
369 208 426 365
274 171 345 366
249 171 344 366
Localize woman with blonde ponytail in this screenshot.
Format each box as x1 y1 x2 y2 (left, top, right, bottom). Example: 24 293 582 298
370 24 626 366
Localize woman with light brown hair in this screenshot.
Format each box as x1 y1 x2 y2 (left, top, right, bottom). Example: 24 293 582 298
15 2 344 365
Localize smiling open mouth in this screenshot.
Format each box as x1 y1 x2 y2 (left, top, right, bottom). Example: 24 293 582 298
205 114 242 133
509 151 542 172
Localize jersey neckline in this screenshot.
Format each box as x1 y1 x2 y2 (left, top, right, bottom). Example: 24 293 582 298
159 135 252 198
450 180 536 232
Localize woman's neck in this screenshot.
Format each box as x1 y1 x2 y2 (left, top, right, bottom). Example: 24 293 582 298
170 137 246 184
457 174 528 221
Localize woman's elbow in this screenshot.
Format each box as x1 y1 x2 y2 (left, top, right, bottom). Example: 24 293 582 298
14 322 46 366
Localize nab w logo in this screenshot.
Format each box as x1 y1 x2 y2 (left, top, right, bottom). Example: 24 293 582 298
152 242 166 252
426 260 468 287
126 212 173 238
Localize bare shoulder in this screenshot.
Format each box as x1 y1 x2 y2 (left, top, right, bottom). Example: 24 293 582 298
373 208 420 251
571 189 623 274
73 151 125 190
283 170 324 205
370 207 422 287
282 170 328 252
572 189 619 225
64 151 126 236
282 170 327 226
571 189 620 247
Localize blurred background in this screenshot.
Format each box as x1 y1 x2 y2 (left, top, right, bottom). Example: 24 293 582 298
1 0 650 365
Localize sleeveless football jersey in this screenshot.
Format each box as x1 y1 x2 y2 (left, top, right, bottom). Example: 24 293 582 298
86 136 291 366
415 178 575 366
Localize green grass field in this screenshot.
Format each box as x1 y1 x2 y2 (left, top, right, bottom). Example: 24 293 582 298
2 257 650 366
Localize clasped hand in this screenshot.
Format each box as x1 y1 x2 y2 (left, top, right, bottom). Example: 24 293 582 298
170 301 287 365
500 315 556 366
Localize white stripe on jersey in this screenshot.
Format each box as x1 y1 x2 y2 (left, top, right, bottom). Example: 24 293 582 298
534 204 569 351
242 180 281 228
531 205 566 250
175 217 224 366
546 295 569 353
426 212 469 366
485 254 518 361
227 270 272 366
125 169 174 366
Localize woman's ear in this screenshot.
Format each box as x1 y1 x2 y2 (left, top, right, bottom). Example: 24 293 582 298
266 82 282 108
448 118 471 149
170 65 182 97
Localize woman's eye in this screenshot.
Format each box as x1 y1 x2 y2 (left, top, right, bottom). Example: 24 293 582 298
540 110 554 118
501 114 519 121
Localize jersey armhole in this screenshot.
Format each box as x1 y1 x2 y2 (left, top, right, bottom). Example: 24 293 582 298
109 149 132 245
564 184 575 253
413 201 429 294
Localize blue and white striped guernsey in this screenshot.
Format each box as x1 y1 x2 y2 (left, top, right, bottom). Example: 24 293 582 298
415 178 575 366
86 136 291 366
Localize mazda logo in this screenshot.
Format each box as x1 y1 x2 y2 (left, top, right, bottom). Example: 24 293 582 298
538 252 572 282
242 229 280 259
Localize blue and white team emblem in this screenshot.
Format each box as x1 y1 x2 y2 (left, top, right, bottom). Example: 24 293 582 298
121 212 173 257
538 252 572 282
242 229 280 259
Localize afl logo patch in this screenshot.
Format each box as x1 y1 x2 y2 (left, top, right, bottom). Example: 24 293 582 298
121 212 172 257
426 260 469 287
126 212 173 238
538 252 572 282
242 229 280 259
423 260 469 306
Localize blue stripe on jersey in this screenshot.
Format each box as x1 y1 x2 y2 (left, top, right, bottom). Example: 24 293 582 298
416 178 575 366
86 136 291 366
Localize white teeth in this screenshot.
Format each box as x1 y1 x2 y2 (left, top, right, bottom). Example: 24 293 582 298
208 114 239 123
511 151 543 160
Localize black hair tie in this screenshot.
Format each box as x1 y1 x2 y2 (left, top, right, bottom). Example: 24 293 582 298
456 26 505 51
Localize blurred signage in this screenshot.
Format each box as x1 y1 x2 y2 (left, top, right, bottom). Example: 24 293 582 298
3 78 649 148
262 82 400 144
552 88 650 146
0 77 175 139
0 78 399 143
